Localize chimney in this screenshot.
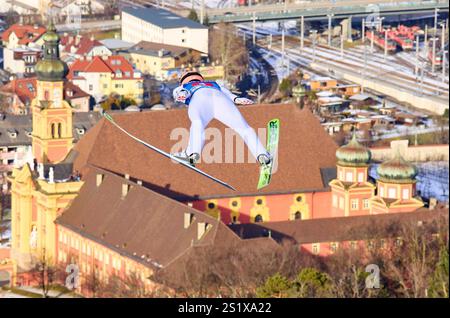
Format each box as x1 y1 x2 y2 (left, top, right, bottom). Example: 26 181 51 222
137 180 142 186
429 198 437 210
125 173 130 180
197 222 208 240
184 213 193 229
122 183 130 198
33 24 39 29
96 174 104 187
158 49 164 57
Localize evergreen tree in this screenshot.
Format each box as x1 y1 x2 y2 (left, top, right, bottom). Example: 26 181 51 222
188 9 199 22
256 273 292 298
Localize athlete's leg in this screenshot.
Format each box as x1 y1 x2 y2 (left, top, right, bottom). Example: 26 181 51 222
186 90 214 157
212 93 268 161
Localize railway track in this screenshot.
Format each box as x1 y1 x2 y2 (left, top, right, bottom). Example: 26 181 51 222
265 36 448 98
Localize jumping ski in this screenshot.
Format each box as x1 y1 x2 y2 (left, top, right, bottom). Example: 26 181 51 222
257 118 280 190
102 112 236 191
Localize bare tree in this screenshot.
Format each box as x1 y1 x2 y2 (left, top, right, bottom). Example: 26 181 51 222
30 250 59 298
209 23 249 83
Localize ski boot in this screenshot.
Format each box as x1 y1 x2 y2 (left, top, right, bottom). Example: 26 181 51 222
257 153 272 166
172 151 200 167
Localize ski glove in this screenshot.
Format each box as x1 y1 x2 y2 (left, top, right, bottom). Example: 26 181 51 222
173 86 191 104
234 97 254 105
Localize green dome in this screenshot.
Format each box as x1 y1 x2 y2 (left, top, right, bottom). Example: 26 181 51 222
377 152 417 183
336 132 371 166
36 59 69 81
42 21 59 42
35 20 68 81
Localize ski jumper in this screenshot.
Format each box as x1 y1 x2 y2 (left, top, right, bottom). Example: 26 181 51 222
174 81 269 161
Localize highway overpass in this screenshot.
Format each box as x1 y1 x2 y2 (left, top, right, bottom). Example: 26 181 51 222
207 0 449 23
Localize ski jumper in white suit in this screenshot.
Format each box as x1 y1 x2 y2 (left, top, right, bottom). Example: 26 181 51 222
173 81 269 162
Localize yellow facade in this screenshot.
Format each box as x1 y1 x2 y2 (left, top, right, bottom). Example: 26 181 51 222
8 73 83 272
32 80 73 164
128 52 175 78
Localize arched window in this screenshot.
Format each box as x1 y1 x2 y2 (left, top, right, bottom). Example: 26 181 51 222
254 215 263 223
294 211 302 220
51 123 56 138
232 216 237 223
58 123 62 138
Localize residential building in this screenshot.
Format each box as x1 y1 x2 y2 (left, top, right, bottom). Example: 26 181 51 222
121 7 209 54
59 34 112 62
123 41 202 79
1 24 46 76
50 0 105 16
0 77 91 114
67 55 144 105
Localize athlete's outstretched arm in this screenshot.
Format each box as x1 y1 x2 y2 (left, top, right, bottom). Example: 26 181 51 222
218 83 238 101
219 83 254 105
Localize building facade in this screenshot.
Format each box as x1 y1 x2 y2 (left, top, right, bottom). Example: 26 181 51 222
8 22 84 270
67 55 144 105
1 24 46 76
121 7 209 54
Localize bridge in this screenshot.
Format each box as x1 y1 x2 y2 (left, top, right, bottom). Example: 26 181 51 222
207 0 449 23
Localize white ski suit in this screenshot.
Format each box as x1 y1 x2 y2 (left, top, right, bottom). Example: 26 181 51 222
173 81 268 161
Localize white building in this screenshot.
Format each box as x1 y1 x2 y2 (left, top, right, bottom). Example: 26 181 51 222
121 7 209 54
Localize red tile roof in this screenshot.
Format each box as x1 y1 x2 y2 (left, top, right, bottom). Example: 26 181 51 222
73 104 338 200
1 24 46 45
60 35 105 56
67 56 137 80
0 78 89 104
56 166 245 268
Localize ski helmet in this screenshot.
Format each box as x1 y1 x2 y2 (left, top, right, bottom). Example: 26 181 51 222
179 71 204 85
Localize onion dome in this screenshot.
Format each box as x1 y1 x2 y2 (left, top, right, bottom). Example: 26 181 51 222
336 132 371 166
35 20 68 82
377 151 418 183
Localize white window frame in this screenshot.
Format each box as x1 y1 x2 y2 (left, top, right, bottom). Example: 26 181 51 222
402 188 410 200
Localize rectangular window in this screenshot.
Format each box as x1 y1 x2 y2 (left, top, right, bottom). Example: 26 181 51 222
312 244 320 255
363 199 369 209
402 188 409 200
351 199 358 210
379 186 385 197
330 243 337 253
345 172 353 182
89 84 93 91
388 188 396 199
358 172 364 183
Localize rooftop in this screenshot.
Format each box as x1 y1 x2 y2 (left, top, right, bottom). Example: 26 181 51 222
73 105 338 200
122 7 207 30
0 112 101 147
56 166 249 268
